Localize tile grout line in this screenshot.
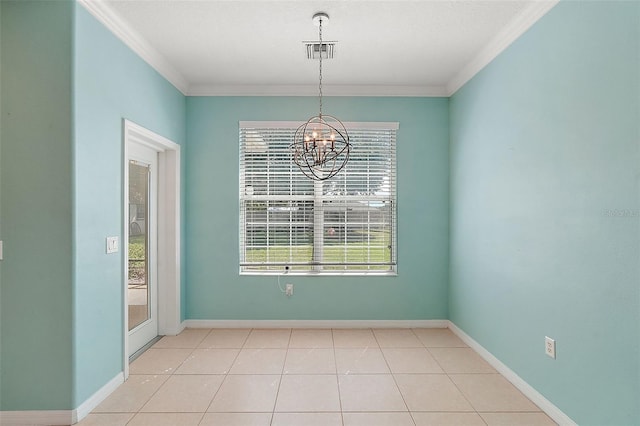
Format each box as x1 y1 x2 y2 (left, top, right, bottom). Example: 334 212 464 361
419 331 490 426
330 328 346 426
373 329 416 426
268 328 292 425
130 347 197 422
124 329 208 425
171 329 209 425
158 329 208 425
199 328 247 425
405 328 429 426
85 328 555 426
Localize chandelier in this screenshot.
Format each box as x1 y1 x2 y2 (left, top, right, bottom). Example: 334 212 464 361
291 12 351 181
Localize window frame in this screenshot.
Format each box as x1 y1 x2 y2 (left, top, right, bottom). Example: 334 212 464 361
239 121 398 276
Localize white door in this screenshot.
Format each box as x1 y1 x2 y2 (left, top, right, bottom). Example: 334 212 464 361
127 142 159 356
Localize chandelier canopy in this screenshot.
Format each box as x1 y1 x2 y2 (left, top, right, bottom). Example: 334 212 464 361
291 12 350 181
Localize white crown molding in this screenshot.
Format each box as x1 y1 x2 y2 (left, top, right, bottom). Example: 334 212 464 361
448 321 578 426
446 0 559 96
77 0 189 94
77 0 557 98
184 319 449 329
187 84 449 97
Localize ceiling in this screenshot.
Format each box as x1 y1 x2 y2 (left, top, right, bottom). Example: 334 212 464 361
80 0 558 96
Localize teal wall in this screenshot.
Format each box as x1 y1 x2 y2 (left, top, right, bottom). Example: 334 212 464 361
0 1 187 411
73 6 186 406
2 1 638 423
186 97 449 320
0 1 74 410
449 1 640 425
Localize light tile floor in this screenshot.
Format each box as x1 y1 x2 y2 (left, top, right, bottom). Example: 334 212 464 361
79 328 557 426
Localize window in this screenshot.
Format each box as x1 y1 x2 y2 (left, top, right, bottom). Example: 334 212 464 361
239 121 397 275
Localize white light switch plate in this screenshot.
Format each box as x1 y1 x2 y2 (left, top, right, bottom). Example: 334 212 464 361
106 236 119 254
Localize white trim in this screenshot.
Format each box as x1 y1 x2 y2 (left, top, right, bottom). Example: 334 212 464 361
446 1 559 95
184 319 449 329
77 0 189 94
123 120 182 377
75 373 124 422
0 411 73 426
125 120 180 152
0 373 124 425
157 147 182 337
173 321 188 336
75 0 445 98
77 0 556 98
122 125 131 380
448 321 578 426
188 84 448 97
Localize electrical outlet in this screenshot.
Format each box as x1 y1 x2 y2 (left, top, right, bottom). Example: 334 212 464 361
285 283 294 297
545 336 556 359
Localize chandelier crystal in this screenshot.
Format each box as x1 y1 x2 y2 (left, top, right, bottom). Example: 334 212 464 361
291 12 350 181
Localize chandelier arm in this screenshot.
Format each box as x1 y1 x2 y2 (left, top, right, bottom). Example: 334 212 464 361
302 150 318 177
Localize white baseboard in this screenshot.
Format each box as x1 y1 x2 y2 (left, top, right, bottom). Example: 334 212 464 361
448 321 577 426
3 321 574 425
75 372 124 421
0 410 73 426
0 372 124 425
162 321 186 336
184 319 449 329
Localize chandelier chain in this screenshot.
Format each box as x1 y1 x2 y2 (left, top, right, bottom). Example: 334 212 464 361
290 11 350 181
318 16 323 117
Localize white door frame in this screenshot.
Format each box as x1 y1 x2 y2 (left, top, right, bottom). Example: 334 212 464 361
123 119 181 378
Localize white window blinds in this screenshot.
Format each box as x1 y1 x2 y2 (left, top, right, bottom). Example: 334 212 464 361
239 121 397 274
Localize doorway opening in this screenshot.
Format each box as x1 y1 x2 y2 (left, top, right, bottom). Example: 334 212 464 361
123 120 181 377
